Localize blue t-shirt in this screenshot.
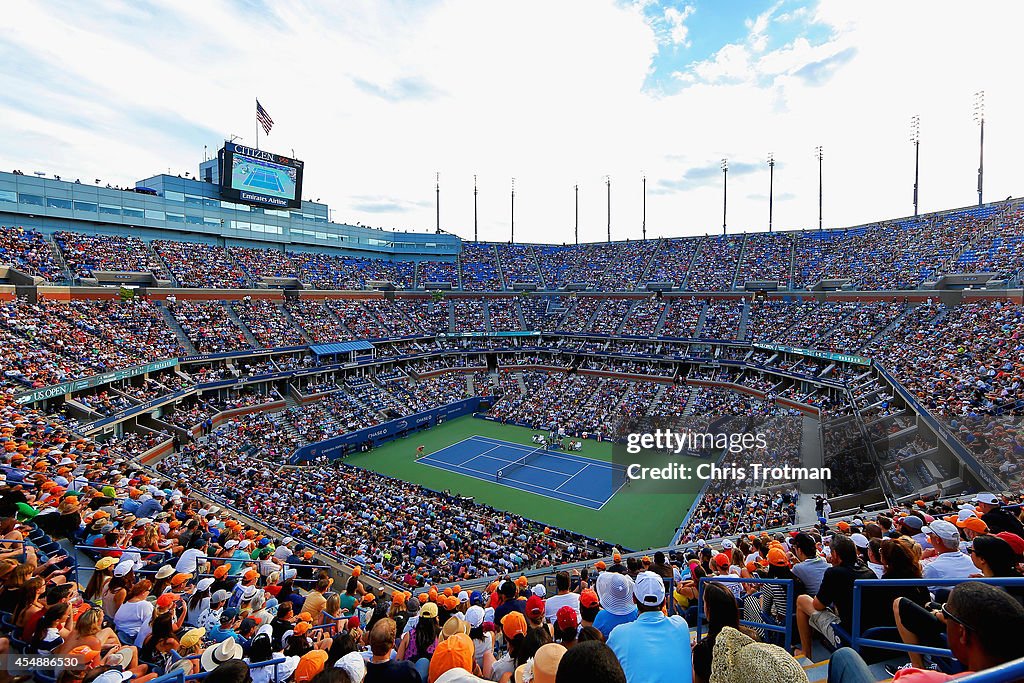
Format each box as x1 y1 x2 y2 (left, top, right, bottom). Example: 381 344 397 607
592 608 639 640
607 611 692 683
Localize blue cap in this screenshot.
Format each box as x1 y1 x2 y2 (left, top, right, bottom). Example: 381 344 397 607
469 590 482 605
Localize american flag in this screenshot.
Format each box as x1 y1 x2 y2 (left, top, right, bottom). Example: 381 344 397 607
256 99 274 135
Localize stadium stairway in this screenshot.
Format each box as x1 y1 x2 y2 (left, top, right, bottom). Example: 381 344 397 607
693 300 712 337
736 299 752 340
860 304 913 353
155 301 198 355
653 301 670 335
277 397 311 445
225 302 262 348
45 236 73 283
279 302 312 344
515 299 529 329
482 299 492 332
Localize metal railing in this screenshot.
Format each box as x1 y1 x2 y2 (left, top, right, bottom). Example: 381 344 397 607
696 576 796 653
850 577 1024 659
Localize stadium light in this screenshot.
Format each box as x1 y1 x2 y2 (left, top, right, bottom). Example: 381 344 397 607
910 116 920 216
641 173 646 241
721 159 728 235
605 175 611 243
435 172 440 233
767 153 775 233
814 146 823 231
511 177 516 244
473 175 478 242
574 184 579 245
974 90 985 206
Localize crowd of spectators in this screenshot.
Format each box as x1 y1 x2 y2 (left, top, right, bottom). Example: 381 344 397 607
166 301 252 354
233 299 306 348
152 241 249 289
54 231 168 280
416 260 459 288
228 247 299 281
0 226 63 280
494 243 543 287
458 244 502 291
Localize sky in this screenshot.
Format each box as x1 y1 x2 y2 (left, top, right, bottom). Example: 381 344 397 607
1 0 1023 244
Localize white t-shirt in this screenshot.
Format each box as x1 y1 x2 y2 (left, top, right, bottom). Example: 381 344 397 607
544 592 581 622
248 655 299 683
175 548 206 574
114 599 154 639
922 551 977 583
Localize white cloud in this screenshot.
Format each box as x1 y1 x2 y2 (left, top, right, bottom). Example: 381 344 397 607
0 0 1022 244
663 5 696 47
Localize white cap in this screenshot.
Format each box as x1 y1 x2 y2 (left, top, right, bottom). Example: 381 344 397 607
633 571 666 607
224 540 239 549
531 584 546 598
922 519 961 546
465 605 485 628
850 533 869 549
113 559 136 577
973 493 999 505
459 590 470 603
335 651 366 683
956 509 978 523
196 577 216 592
721 539 734 550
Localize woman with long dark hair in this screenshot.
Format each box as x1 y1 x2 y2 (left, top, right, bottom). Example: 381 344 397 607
971 534 1023 578
692 582 759 683
29 602 71 654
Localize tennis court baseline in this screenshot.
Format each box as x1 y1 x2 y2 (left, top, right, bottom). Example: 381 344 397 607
417 435 626 510
244 167 285 192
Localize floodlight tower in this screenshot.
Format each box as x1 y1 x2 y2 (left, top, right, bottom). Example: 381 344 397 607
641 173 647 241
435 172 440 233
910 116 920 216
721 159 728 235
974 91 985 206
510 177 516 243
814 146 823 231
473 175 478 242
605 175 611 242
767 153 775 232
574 184 579 245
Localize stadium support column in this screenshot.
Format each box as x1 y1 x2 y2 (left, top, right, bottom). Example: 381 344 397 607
574 184 579 245
974 91 984 206
605 175 611 242
642 174 646 240
815 146 823 231
910 116 920 217
511 177 516 244
473 175 478 242
721 159 728 235
768 153 775 232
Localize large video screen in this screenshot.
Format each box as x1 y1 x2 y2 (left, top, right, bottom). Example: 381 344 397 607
219 142 304 209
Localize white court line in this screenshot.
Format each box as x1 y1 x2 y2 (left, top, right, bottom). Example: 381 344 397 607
469 435 625 472
456 444 505 468
553 463 590 493
417 458 605 509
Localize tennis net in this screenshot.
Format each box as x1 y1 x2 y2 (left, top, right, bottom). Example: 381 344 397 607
495 445 549 482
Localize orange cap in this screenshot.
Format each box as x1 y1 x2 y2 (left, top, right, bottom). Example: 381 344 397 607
958 517 988 533
213 565 229 578
502 611 528 639
428 632 474 683
767 548 790 567
293 621 311 635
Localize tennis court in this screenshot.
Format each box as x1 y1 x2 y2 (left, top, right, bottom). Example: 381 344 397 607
418 435 627 510
242 166 286 193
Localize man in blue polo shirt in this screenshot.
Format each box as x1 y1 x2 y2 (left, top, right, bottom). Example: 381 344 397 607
607 571 691 683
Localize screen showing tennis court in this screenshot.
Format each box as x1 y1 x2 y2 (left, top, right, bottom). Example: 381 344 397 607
219 142 304 209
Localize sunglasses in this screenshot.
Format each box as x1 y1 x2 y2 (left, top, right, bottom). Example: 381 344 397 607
942 604 975 631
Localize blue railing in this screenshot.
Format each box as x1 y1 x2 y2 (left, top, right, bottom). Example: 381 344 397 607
956 656 1024 683
850 577 1024 659
185 656 287 681
696 576 796 653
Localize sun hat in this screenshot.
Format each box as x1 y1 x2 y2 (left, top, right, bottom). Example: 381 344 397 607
201 637 244 672
711 626 807 683
514 643 566 683
595 571 635 616
441 615 471 640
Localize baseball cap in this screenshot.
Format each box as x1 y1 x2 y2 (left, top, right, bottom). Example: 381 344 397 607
465 605 485 628
973 492 1000 505
850 533 870 549
419 602 439 619
531 584 546 597
469 590 483 606
94 556 118 571
501 611 528 639
171 572 191 586
68 645 102 665
336 651 366 683
633 571 666 607
721 539 734 550
155 565 175 580
113 559 135 577
714 553 731 568
594 561 607 570
767 547 790 566
901 515 924 530
579 588 599 609
922 519 961 545
156 592 182 609
837 521 850 531
196 577 215 592
293 621 311 635
180 628 205 648
458 590 470 603
595 571 635 616
996 532 1024 556
525 594 545 618
211 589 230 604
957 517 988 534
555 605 578 631
429 632 474 683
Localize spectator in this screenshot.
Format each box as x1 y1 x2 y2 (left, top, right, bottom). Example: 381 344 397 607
367 617 421 683
795 536 875 658
606 572 691 683
591 573 636 640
